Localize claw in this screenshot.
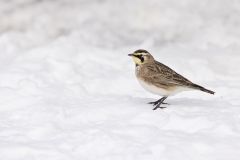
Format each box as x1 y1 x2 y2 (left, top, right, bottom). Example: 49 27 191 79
162 102 169 105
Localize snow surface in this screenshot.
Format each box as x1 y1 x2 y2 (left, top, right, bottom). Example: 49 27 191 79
1 0 240 159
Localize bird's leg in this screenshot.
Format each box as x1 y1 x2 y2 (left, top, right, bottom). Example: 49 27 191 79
152 97 168 110
148 97 169 106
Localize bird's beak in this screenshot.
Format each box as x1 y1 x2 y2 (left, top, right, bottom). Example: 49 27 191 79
128 53 134 56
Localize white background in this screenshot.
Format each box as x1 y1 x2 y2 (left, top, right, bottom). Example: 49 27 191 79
0 0 240 159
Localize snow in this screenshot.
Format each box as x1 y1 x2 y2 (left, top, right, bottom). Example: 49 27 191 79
0 0 240 159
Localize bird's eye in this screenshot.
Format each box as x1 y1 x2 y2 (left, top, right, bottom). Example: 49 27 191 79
133 54 145 63
139 55 144 62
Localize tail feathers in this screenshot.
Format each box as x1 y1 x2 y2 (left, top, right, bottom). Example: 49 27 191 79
191 84 215 95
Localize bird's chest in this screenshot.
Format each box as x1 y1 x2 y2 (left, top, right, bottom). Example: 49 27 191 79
135 65 142 76
135 66 169 96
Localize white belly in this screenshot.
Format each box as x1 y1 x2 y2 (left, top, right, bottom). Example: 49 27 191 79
137 79 191 96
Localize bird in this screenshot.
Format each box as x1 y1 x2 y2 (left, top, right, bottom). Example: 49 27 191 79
128 49 215 110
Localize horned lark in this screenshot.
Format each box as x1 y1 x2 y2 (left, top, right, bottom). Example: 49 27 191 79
128 49 214 110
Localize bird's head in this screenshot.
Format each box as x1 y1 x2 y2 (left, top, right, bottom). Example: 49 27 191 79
128 49 154 66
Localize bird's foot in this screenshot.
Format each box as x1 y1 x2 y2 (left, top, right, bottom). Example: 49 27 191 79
148 101 160 106
162 102 169 105
149 97 168 110
149 101 169 106
153 106 167 110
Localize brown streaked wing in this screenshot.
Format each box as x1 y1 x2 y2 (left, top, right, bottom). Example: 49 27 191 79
141 61 193 87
